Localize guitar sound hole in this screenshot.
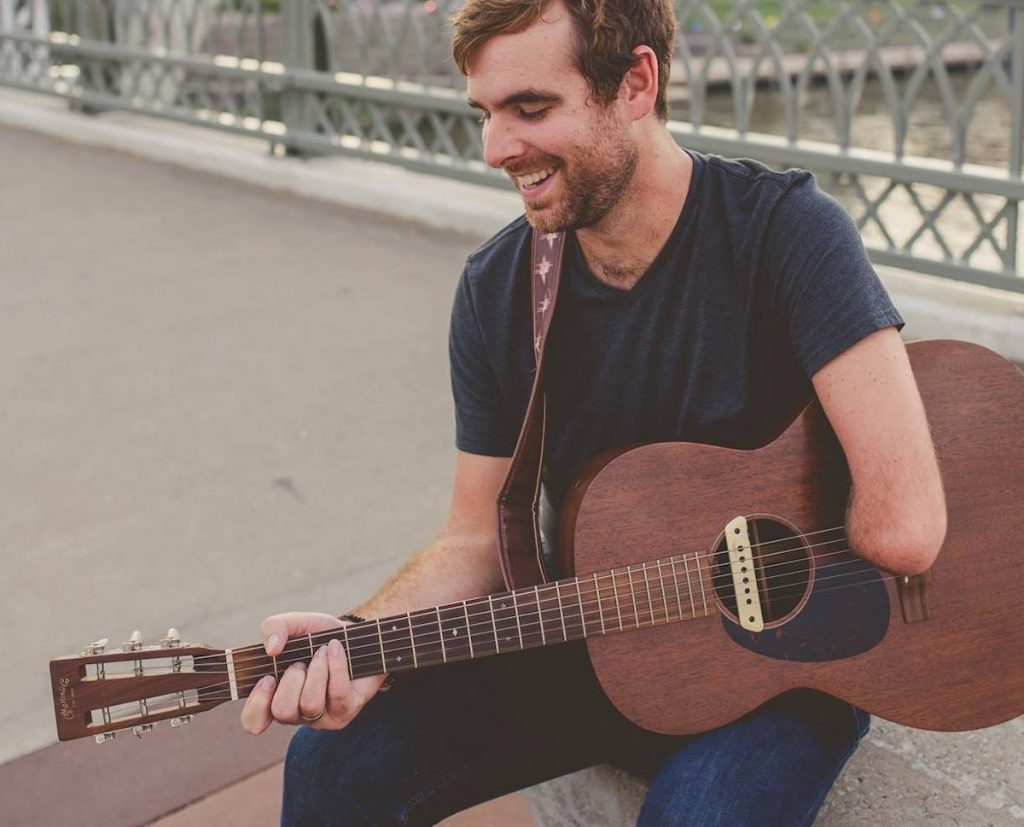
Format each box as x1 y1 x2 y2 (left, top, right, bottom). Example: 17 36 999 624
711 518 811 625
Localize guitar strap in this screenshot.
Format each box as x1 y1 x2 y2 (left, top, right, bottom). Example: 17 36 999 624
496 230 567 589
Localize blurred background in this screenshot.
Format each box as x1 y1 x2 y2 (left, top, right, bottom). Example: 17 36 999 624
1 0 1022 824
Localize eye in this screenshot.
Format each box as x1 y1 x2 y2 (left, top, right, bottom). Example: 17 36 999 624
475 111 490 125
518 107 548 122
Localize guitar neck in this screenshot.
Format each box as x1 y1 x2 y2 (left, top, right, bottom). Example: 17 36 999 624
225 555 713 697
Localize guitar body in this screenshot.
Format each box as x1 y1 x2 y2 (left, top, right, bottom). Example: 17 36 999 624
564 340 1024 734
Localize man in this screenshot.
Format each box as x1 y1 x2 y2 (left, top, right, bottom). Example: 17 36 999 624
241 1 947 824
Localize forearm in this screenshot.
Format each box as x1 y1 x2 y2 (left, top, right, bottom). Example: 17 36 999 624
844 469 946 576
350 535 506 620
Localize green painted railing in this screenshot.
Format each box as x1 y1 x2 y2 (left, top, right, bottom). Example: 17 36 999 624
2 0 1021 289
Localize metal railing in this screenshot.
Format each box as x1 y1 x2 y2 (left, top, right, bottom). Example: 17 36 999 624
1 0 1022 290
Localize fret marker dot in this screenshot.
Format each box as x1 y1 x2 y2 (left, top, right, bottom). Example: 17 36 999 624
391 625 398 632
397 656 402 662
452 629 458 636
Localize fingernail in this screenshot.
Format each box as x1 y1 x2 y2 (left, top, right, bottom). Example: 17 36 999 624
290 661 307 673
258 675 276 691
316 645 328 659
266 634 280 653
329 639 342 657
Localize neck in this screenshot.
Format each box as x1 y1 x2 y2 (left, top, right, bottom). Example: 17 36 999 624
221 553 712 697
576 133 693 290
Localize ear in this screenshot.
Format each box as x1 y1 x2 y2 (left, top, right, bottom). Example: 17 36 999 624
619 45 659 120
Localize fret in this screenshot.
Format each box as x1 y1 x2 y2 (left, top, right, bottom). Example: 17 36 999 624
575 579 588 637
491 594 520 651
517 587 545 649
376 620 387 672
695 553 709 614
347 622 387 679
682 555 696 617
670 558 686 620
641 563 655 626
461 601 473 659
534 586 547 645
611 570 624 631
406 612 418 668
657 560 671 622
488 596 501 652
380 617 414 673
537 584 564 644
554 582 568 642
307 633 315 659
559 580 586 641
438 604 473 662
511 590 524 650
409 609 445 668
626 565 640 629
593 573 606 634
341 624 352 679
436 608 447 663
466 596 498 657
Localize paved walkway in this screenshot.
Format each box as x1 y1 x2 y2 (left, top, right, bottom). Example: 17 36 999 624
0 114 1021 825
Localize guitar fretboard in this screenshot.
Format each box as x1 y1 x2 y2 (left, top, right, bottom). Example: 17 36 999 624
227 553 713 694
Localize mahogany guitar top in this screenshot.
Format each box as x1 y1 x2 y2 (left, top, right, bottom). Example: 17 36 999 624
565 340 1024 735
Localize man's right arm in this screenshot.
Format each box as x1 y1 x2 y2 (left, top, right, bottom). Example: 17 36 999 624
240 450 510 735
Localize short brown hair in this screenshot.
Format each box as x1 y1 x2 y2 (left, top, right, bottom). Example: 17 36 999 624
451 0 676 122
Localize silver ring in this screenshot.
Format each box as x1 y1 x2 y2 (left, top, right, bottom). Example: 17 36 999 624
299 708 326 723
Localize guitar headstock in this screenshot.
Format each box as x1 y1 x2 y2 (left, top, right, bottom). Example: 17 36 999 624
49 628 231 743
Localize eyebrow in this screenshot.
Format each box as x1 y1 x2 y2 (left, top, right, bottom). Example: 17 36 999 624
466 89 563 112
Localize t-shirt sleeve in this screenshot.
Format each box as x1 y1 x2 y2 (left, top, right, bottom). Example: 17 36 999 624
449 267 517 456
763 175 904 378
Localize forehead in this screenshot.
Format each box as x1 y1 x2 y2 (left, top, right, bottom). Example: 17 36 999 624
465 6 583 104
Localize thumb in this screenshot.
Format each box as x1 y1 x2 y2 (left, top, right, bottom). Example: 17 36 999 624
259 611 345 656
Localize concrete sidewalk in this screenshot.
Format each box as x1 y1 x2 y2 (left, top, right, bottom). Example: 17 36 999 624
1 91 1022 825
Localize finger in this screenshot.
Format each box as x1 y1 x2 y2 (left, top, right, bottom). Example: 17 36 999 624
325 638 358 725
240 675 277 735
260 615 292 657
270 661 308 725
298 646 329 720
260 612 346 656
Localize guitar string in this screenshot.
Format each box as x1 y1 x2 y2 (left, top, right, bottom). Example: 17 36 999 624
171 525 852 668
114 550 894 701
127 533 854 675
119 538 868 680
147 564 913 708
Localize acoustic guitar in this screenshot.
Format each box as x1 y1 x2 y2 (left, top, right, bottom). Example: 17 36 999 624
49 339 1024 743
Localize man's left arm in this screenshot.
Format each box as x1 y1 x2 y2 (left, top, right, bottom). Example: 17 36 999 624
812 326 946 575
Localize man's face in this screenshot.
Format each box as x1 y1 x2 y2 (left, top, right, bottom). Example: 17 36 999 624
466 3 638 232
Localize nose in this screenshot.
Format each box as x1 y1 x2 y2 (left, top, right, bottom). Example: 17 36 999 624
482 116 526 170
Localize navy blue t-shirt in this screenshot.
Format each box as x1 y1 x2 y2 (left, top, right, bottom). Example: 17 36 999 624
450 152 903 514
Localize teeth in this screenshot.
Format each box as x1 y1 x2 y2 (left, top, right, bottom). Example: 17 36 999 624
517 168 554 188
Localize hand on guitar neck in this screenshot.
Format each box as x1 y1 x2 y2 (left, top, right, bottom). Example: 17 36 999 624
240 612 387 734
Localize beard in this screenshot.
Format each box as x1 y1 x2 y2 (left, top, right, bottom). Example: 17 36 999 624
515 122 639 234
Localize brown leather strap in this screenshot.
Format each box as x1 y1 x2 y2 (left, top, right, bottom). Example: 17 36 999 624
496 230 567 589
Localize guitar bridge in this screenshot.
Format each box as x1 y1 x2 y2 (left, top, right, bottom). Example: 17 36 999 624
896 571 933 623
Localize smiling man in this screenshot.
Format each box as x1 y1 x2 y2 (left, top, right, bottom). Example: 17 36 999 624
242 2 946 824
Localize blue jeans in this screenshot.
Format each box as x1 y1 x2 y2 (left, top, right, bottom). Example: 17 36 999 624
282 644 868 826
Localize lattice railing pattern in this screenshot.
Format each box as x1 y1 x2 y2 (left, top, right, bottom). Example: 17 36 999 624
0 0 1021 288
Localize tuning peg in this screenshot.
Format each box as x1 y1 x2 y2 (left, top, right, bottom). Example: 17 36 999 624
125 631 143 652
84 638 109 655
170 715 195 728
161 628 182 648
132 724 155 738
94 732 116 744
